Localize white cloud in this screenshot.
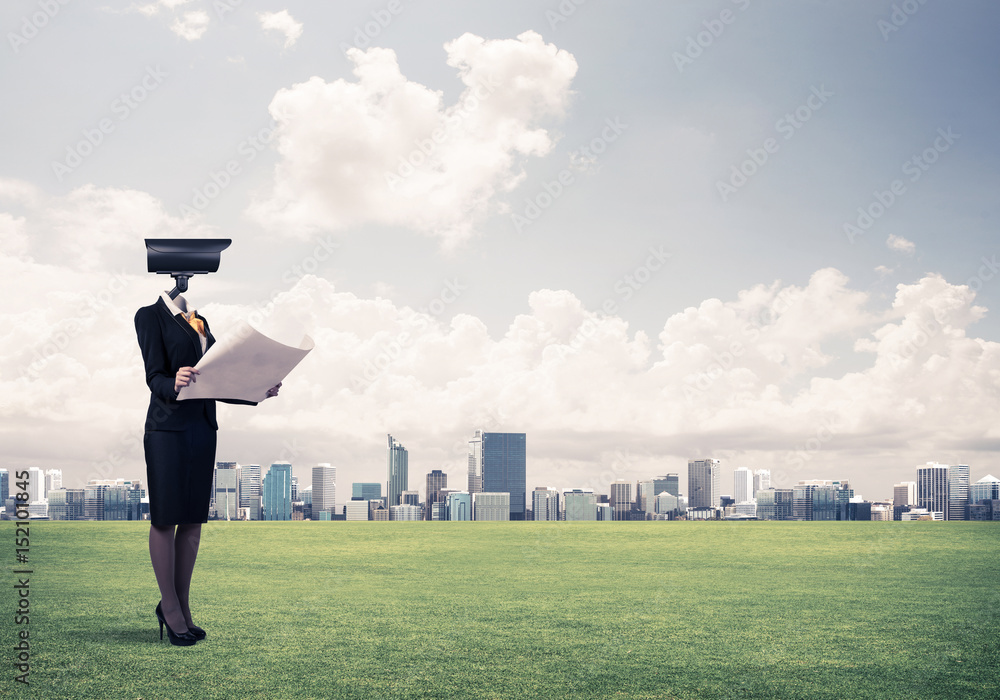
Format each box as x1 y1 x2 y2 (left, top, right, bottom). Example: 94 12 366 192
170 9 210 41
248 31 579 248
258 10 303 49
887 233 916 255
4 203 999 498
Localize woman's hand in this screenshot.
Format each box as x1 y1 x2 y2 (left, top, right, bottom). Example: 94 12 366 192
265 382 282 399
174 367 200 394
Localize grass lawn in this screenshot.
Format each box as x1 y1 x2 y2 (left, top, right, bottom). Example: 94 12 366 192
1 521 998 699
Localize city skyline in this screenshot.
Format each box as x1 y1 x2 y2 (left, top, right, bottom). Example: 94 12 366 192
3 2 1000 503
7 456 997 511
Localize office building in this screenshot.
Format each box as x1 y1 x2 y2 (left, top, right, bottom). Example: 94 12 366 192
312 463 337 519
390 504 422 521
468 430 483 494
475 432 527 520
636 480 654 515
431 501 449 520
753 469 771 494
27 467 44 502
44 469 62 493
654 491 678 517
734 467 754 503
948 465 970 521
970 474 1000 503
262 463 292 520
917 463 950 519
345 500 370 521
532 487 560 521
448 491 472 521
291 475 299 502
756 488 793 520
47 488 85 520
239 464 262 520
212 462 239 520
688 459 720 509
893 481 917 507
352 483 382 501
563 489 597 521
596 503 614 520
609 480 632 520
473 492 510 521
653 474 680 499
387 434 409 508
425 470 448 519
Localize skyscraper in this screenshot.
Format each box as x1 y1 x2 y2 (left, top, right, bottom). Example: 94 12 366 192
213 462 239 520
653 474 680 498
312 463 336 518
387 434 409 508
44 469 62 492
532 487 560 521
734 467 754 503
468 430 483 494
480 432 527 520
688 459 720 509
970 474 1000 503
27 467 44 502
609 480 632 520
753 469 771 494
262 463 292 520
425 470 448 519
917 462 949 518
239 463 262 520
636 480 654 515
948 465 970 521
0 469 9 504
893 481 917 506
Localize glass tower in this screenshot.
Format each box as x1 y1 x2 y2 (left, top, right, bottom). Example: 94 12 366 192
481 432 526 520
387 434 409 508
688 459 720 509
948 465 970 521
263 463 292 520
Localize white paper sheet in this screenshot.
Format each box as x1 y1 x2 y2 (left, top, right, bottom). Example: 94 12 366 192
177 320 314 403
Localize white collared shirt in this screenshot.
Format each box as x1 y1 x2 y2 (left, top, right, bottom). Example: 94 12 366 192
160 291 207 354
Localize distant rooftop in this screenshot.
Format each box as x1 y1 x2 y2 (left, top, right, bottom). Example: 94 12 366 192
975 474 999 483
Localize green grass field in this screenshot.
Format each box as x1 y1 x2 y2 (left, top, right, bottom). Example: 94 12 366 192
1 521 998 699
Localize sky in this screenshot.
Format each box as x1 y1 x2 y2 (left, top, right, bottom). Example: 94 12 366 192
2 0 999 504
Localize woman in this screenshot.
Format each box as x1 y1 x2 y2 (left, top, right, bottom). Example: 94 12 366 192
135 290 280 646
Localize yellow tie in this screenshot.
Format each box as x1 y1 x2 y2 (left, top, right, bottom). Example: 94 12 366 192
183 311 205 337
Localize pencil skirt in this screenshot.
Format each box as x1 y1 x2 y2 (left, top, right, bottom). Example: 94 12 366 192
143 419 218 527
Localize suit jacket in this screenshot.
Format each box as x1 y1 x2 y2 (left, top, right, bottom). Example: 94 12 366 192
135 296 255 432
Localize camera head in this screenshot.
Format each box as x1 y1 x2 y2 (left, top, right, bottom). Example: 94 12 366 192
145 238 232 298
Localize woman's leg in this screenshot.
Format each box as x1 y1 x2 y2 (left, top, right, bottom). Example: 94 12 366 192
149 524 189 634
174 523 202 628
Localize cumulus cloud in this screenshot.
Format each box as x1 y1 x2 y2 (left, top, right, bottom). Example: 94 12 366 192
248 31 578 248
887 233 916 255
258 10 303 48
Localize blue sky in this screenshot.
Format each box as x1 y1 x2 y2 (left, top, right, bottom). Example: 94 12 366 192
2 0 999 502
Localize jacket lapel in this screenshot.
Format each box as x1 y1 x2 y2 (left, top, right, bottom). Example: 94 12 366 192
156 296 204 359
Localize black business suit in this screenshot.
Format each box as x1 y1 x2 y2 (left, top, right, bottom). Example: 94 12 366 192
135 294 254 526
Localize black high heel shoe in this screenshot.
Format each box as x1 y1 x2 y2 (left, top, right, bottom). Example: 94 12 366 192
155 602 197 646
156 601 206 640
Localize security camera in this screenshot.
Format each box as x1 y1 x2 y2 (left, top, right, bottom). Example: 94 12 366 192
145 238 232 297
